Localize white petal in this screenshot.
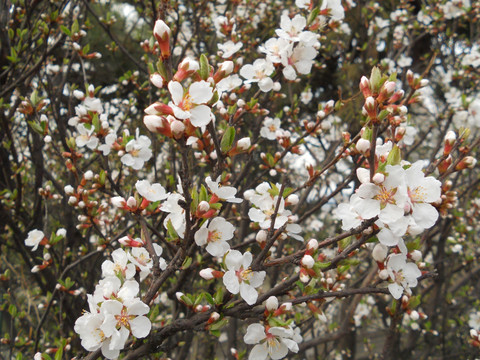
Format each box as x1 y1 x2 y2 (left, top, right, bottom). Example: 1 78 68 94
190 105 212 127
223 270 240 294
130 316 151 338
249 344 268 360
189 81 213 104
388 283 404 299
244 323 266 344
240 283 258 305
168 81 184 105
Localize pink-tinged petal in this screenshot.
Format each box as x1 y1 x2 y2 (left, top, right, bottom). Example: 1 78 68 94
412 203 438 229
190 105 212 127
240 283 258 305
194 227 208 246
244 323 266 344
189 81 213 104
249 344 268 360
388 283 404 299
168 81 184 105
130 316 151 338
223 270 239 294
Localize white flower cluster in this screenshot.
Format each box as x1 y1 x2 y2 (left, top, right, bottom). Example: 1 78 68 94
245 182 302 241
74 247 165 358
69 85 152 169
334 160 442 299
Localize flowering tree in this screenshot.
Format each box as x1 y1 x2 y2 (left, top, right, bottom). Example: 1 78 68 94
1 0 480 359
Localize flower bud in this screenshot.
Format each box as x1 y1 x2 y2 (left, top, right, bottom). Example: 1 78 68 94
378 269 389 280
256 230 268 244
199 268 215 280
356 138 370 154
126 196 137 208
111 196 126 208
455 156 477 170
171 120 185 139
307 238 318 251
410 310 419 321
286 194 299 206
301 254 315 269
265 296 279 311
84 170 93 180
372 244 388 262
153 20 171 58
237 137 251 151
56 228 67 238
150 73 164 88
410 250 422 262
372 173 385 184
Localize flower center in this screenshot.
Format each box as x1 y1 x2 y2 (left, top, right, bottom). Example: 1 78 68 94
375 186 397 206
181 94 193 111
408 186 426 203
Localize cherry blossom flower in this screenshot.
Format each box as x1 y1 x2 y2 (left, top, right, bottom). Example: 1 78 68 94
260 117 282 140
135 180 169 202
223 250 266 305
276 14 308 42
205 176 243 203
240 59 275 92
101 248 136 280
386 253 422 299
168 80 214 127
76 123 99 150
121 129 153 170
218 40 243 58
244 323 299 360
128 244 167 280
25 229 45 251
194 217 235 256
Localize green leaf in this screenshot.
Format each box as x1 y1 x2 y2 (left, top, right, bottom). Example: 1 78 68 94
199 54 209 80
220 126 235 153
386 144 401 166
209 318 228 330
307 7 320 26
199 184 208 202
28 121 44 135
370 67 382 93
181 256 192 269
72 19 79 34
60 25 71 36
204 292 215 306
54 347 63 360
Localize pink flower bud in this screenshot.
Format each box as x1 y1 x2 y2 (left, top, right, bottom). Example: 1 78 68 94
126 196 137 208
410 250 422 262
153 20 171 58
171 120 185 139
